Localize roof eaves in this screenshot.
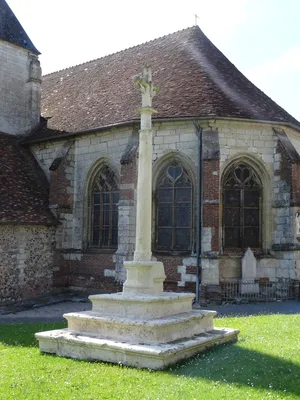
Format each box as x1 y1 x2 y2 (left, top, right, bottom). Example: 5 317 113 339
23 116 300 145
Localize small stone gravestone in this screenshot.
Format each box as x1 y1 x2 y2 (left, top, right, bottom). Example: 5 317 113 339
240 248 259 294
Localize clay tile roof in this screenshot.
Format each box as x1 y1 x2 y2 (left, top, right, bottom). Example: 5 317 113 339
0 132 56 224
0 0 40 54
40 26 300 135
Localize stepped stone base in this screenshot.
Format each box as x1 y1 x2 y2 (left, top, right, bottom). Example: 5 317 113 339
64 309 216 344
35 291 239 369
36 327 238 370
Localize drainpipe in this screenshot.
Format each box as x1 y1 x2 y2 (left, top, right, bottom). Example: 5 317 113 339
194 121 203 306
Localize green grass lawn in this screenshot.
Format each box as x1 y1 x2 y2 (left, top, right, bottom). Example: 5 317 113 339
0 314 300 399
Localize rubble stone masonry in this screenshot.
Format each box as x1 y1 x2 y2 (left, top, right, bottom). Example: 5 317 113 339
0 225 56 305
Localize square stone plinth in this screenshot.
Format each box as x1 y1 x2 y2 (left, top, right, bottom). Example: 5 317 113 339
64 309 216 344
35 327 239 370
89 292 195 319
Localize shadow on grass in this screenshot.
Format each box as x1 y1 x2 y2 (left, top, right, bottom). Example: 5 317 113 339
0 322 66 347
168 342 300 396
1 322 299 396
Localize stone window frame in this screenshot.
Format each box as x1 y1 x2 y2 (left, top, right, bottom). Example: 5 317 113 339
220 154 272 254
152 151 197 255
84 158 120 252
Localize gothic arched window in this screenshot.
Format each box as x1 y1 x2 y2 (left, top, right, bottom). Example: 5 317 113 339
89 165 119 249
223 163 261 249
155 163 192 252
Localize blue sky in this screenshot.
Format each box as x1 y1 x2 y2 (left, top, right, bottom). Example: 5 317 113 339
7 0 300 121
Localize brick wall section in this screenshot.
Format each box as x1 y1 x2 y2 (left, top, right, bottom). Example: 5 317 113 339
0 225 56 305
203 159 220 252
0 41 41 135
53 252 120 292
273 140 294 245
203 205 219 251
52 254 71 288
120 159 137 201
155 254 187 291
49 155 74 208
291 163 300 206
67 253 121 292
274 140 291 198
156 255 182 282
203 160 219 200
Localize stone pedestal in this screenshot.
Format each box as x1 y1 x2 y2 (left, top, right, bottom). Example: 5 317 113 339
123 261 165 294
36 291 238 369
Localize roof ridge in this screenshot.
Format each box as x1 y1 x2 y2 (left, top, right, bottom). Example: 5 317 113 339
42 26 197 77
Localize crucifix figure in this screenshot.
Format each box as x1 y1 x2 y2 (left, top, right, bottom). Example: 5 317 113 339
135 67 158 102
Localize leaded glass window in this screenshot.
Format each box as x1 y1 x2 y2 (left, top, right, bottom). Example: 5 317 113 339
90 165 119 249
223 164 261 249
155 163 192 252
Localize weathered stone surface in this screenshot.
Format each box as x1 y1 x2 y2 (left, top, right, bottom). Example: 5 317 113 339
0 40 41 135
89 292 194 319
36 327 238 370
240 248 259 294
0 225 56 305
201 259 219 285
123 261 165 294
65 309 216 344
242 248 257 280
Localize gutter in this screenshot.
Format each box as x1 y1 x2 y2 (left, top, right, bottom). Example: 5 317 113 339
194 121 203 306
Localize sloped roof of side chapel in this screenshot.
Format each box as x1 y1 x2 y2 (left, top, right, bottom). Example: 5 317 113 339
0 0 40 54
0 133 56 225
39 25 300 137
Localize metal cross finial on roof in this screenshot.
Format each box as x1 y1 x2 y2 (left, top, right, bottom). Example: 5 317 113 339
194 13 199 26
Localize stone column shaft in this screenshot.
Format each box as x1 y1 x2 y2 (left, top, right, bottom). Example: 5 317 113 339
134 125 153 262
133 68 157 262
123 67 166 294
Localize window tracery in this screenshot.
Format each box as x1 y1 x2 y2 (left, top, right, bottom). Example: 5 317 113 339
223 163 261 249
89 165 119 249
155 162 192 252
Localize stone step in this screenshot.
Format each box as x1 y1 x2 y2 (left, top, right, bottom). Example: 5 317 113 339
35 327 239 370
89 292 195 319
64 309 216 344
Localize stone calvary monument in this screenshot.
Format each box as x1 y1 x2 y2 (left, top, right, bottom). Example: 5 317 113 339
35 68 239 369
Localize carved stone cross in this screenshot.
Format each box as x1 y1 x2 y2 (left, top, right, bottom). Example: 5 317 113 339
135 67 159 109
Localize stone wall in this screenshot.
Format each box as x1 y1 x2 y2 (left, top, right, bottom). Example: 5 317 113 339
30 119 300 293
0 41 41 135
31 122 201 289
0 225 56 305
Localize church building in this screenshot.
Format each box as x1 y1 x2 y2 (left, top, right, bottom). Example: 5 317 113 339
1 0 300 305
